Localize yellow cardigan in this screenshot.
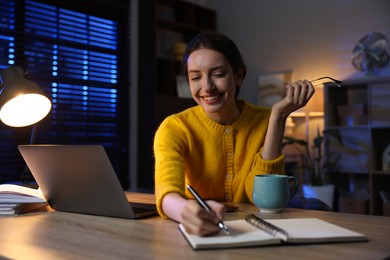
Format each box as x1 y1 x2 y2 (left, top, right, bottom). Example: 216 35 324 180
153 100 284 217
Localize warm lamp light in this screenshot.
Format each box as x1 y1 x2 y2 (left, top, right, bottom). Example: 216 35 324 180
290 87 324 142
0 66 52 183
291 87 324 118
291 76 341 119
0 66 51 127
289 75 342 142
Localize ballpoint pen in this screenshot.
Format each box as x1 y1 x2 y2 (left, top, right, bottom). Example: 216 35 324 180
186 184 230 235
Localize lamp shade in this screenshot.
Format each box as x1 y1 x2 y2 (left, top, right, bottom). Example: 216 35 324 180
0 66 51 127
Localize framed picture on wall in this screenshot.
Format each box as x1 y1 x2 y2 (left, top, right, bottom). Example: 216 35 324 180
257 70 292 108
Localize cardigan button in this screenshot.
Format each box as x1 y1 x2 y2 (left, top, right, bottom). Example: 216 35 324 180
225 127 231 134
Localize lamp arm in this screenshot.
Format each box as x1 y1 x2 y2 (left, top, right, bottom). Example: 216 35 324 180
29 124 37 144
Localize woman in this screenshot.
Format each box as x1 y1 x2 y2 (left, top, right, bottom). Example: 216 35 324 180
154 32 314 236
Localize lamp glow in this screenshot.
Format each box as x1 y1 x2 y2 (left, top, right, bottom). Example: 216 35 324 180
0 93 51 127
0 66 52 127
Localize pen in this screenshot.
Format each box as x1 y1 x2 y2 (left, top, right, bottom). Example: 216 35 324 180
186 184 230 235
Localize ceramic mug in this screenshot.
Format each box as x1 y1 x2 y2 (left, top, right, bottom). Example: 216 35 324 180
253 174 298 213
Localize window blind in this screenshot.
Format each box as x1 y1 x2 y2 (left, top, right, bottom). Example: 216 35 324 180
0 0 130 188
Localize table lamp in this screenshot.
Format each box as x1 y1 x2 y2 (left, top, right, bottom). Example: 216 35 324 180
0 66 52 183
0 66 51 127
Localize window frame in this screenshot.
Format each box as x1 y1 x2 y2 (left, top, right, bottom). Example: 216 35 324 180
0 0 130 188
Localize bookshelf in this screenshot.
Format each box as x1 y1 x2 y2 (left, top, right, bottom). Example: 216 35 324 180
137 0 216 191
324 77 390 216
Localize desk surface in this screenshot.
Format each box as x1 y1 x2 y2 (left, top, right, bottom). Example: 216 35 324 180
0 192 389 260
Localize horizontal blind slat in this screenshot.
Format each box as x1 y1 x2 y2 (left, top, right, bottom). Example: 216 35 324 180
0 0 130 187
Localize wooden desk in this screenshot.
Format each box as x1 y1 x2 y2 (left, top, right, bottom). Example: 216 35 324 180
0 193 389 260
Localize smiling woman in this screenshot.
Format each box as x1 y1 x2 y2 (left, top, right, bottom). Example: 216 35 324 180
153 32 315 237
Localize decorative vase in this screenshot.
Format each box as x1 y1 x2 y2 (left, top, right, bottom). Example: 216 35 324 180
302 184 335 210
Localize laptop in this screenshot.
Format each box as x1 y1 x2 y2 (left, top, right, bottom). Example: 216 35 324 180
18 144 158 219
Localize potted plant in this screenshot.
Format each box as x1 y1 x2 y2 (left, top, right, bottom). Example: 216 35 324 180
282 128 343 209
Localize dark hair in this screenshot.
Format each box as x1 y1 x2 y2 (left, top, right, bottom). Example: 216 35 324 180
182 32 247 97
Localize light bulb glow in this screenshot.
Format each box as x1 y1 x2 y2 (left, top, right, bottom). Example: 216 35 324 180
0 94 51 127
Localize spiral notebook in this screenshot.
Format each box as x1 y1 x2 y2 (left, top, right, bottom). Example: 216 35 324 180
179 214 367 250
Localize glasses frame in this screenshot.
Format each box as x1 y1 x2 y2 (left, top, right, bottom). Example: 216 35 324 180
310 76 342 88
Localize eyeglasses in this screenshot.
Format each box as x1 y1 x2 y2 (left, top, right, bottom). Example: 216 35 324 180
310 76 342 88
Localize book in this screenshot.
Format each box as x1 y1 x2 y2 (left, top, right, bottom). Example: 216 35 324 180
0 184 47 215
179 213 367 250
0 202 48 215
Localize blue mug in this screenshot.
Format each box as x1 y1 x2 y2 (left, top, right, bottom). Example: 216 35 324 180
253 174 298 213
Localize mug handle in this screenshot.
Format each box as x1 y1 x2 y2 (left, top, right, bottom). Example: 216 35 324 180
288 176 298 198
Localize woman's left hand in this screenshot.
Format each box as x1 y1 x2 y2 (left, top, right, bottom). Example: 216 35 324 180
271 80 315 119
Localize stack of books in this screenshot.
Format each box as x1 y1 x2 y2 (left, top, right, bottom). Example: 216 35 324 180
0 184 48 215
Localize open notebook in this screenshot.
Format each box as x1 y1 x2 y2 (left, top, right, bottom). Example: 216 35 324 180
18 145 157 219
179 214 367 250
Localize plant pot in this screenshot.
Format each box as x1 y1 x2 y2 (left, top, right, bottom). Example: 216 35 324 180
303 184 335 210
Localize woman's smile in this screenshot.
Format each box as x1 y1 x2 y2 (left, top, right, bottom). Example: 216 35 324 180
201 93 224 104
187 48 241 124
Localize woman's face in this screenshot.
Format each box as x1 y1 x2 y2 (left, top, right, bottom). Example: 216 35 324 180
187 48 242 124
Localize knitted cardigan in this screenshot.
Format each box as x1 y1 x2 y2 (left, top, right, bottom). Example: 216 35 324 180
153 100 284 217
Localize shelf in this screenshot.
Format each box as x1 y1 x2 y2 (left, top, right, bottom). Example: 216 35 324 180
158 0 216 31
324 77 390 216
155 95 195 125
157 19 200 36
370 82 390 126
137 0 216 192
157 58 181 95
325 125 370 130
371 170 390 175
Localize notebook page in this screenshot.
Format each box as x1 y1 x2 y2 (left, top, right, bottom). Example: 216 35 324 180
179 219 281 250
267 218 367 243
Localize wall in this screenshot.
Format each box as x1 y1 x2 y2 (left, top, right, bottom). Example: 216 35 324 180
202 0 390 104
197 0 390 154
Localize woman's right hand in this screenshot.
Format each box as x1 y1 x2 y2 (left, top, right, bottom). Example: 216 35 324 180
272 79 315 119
162 192 226 236
180 199 226 236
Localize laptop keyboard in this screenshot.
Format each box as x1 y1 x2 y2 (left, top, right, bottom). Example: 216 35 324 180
131 206 155 214
128 202 157 214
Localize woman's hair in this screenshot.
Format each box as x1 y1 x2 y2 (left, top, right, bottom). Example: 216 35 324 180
182 32 247 97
